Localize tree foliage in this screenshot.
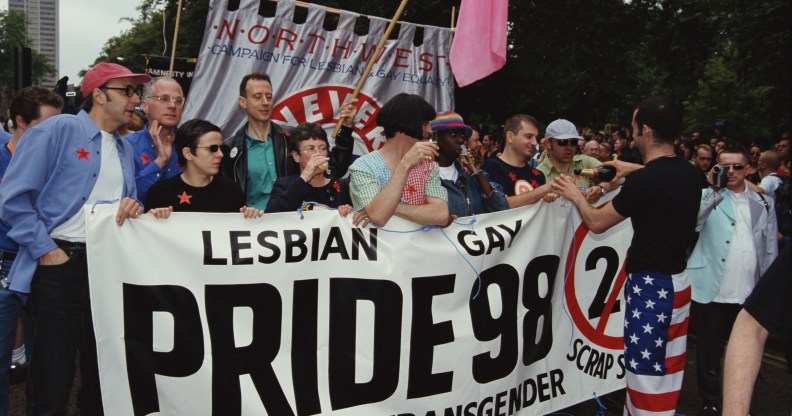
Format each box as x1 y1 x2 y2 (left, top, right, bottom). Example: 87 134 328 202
0 9 57 97
90 0 791 143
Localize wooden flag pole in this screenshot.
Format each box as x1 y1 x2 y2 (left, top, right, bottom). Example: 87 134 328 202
168 0 184 76
331 0 410 138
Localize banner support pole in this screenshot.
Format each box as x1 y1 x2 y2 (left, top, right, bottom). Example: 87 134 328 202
168 0 184 76
331 0 410 138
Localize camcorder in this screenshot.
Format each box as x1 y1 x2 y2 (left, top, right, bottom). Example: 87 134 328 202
712 165 729 188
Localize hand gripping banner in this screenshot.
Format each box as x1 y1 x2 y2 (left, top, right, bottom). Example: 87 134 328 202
86 196 635 415
182 0 455 155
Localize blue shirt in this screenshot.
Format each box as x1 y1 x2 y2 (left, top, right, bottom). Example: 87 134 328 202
0 110 138 294
0 141 17 252
125 124 182 203
0 130 11 144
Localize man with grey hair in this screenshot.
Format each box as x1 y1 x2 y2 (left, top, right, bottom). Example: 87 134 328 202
583 139 601 159
125 76 185 202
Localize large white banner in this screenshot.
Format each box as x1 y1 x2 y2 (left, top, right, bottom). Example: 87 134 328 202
87 197 633 415
183 0 455 155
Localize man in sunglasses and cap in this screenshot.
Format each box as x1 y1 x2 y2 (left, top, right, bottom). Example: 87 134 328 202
686 146 778 416
0 62 150 415
537 119 617 204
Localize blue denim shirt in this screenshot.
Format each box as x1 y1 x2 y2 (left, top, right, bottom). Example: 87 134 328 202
440 161 509 217
0 110 137 295
0 142 17 252
124 124 182 203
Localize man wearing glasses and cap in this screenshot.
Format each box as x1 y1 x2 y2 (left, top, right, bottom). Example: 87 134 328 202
0 62 149 415
537 119 618 204
686 147 777 416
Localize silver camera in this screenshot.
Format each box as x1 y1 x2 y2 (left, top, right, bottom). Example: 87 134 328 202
712 165 729 188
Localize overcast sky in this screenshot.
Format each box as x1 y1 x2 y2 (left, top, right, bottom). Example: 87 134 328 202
2 0 141 83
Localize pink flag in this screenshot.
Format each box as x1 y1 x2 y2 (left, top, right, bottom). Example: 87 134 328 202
449 0 508 87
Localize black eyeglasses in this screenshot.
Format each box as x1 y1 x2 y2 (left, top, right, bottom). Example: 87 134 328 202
101 85 143 98
555 139 576 147
194 144 224 153
718 163 746 171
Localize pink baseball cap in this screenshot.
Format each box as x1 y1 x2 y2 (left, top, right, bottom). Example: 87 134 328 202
80 62 151 98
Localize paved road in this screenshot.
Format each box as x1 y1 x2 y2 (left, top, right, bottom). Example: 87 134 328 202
6 338 790 415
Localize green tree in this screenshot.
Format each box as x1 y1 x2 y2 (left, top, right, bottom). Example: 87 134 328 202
0 9 56 97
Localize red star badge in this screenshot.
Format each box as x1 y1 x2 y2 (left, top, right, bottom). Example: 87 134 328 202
140 154 152 164
508 172 517 182
76 147 90 161
530 180 539 188
406 184 417 193
333 182 341 192
177 191 192 205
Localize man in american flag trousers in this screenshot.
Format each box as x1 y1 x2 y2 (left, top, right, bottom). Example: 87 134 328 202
553 96 702 415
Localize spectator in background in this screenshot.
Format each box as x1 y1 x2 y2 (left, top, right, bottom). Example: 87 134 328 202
431 111 508 217
482 114 551 208
583 139 601 159
599 142 613 163
465 127 483 169
746 150 782 198
677 137 695 161
746 144 763 183
145 119 262 218
691 130 703 145
266 122 353 216
348 93 448 227
0 86 63 416
125 77 185 202
775 134 790 177
693 144 714 188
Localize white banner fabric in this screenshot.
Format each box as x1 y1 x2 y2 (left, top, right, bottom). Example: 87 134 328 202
182 0 455 155
86 198 633 415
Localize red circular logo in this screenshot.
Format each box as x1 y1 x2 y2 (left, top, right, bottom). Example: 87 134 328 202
272 85 384 153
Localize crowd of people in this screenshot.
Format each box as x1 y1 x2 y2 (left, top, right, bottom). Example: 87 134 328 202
0 61 789 415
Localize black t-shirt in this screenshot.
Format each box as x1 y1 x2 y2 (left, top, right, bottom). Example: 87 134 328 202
611 156 701 274
145 174 246 213
482 156 546 197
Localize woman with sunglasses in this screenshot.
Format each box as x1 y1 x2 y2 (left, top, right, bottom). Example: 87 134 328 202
144 119 263 218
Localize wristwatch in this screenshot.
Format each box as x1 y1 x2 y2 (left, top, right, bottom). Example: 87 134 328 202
599 185 606 197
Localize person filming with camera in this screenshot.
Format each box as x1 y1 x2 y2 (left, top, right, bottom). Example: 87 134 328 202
686 146 777 416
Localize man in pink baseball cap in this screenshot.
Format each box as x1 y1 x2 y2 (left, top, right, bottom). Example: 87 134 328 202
0 62 150 415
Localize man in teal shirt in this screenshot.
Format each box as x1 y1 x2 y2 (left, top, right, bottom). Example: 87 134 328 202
221 72 359 209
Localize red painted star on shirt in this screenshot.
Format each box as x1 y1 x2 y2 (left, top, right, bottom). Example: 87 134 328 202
405 184 417 193
177 191 192 204
333 182 341 192
140 154 152 164
76 147 90 161
508 172 517 182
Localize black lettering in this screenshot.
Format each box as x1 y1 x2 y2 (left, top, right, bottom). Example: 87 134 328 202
508 385 522 414
329 278 402 410
311 228 320 261
566 338 583 361
407 274 455 399
230 231 253 265
205 284 293 415
522 255 559 366
284 229 308 262
320 227 350 260
550 369 566 397
586 246 621 319
203 230 227 265
523 378 537 406
292 279 320 416
257 230 281 264
351 228 378 260
470 264 518 383
537 372 551 402
484 227 505 255
123 284 204 416
494 390 507 416
457 230 484 256
496 220 522 248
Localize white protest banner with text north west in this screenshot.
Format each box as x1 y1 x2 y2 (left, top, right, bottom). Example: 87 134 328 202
183 0 455 155
87 199 632 415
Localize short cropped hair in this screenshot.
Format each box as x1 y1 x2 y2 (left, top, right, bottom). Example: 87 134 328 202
9 86 64 124
289 122 328 152
375 93 436 139
717 146 750 164
634 96 682 143
239 73 272 97
503 114 539 137
143 76 182 99
175 119 222 166
759 150 780 171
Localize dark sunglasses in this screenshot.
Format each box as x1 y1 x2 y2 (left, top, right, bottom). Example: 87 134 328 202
193 144 225 153
555 139 576 147
718 163 746 171
101 84 143 98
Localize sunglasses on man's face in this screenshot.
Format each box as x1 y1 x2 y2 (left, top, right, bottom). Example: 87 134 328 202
555 139 576 147
101 84 143 98
718 163 746 171
193 144 225 153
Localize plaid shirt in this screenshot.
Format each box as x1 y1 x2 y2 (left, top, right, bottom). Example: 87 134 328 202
349 151 447 210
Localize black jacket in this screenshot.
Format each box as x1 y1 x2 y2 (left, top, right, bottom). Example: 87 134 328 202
221 122 355 200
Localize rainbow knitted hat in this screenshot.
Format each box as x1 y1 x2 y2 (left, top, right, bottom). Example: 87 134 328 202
430 111 473 139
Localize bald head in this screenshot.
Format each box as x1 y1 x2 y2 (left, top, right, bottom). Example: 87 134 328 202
584 140 600 158
759 150 780 171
